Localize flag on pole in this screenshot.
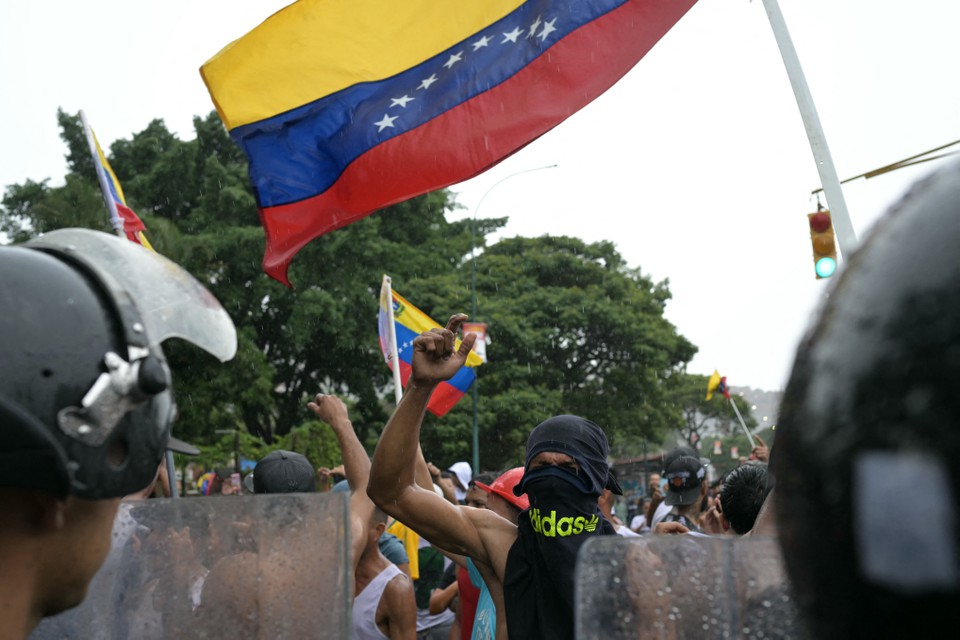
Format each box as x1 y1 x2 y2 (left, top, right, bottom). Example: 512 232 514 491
80 112 155 250
92 133 154 249
378 278 482 417
706 370 730 401
201 0 698 285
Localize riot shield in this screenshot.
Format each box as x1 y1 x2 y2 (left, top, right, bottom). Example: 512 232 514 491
31 493 350 640
575 535 808 639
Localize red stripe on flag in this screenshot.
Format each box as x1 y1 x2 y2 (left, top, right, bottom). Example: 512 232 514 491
258 0 697 285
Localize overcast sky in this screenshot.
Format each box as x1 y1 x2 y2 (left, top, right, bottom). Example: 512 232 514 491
2 1 958 392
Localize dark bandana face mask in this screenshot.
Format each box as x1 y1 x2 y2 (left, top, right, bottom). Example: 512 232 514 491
524 468 601 532
504 468 615 640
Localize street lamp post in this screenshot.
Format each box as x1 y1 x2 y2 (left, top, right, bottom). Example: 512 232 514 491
469 164 557 474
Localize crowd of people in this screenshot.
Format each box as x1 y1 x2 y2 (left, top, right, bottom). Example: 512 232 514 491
5 160 960 638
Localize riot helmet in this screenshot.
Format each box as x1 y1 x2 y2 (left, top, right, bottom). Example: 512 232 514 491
0 229 236 499
773 160 960 636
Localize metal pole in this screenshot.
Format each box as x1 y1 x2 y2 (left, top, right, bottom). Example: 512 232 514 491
728 397 756 449
383 275 404 406
165 450 179 498
642 436 648 494
469 164 557 473
234 430 240 474
470 218 480 474
761 0 858 257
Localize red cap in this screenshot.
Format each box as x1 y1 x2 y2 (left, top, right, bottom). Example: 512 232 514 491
475 467 529 511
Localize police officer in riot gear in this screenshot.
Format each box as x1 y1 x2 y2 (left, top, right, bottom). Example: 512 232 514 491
0 229 236 637
773 160 960 637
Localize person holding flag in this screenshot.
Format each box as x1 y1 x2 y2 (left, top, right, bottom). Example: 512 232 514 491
378 275 482 417
368 314 621 640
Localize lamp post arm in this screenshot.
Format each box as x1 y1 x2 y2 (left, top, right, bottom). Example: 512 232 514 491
468 163 557 474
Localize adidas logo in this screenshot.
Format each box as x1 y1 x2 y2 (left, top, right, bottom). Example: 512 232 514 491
528 508 598 537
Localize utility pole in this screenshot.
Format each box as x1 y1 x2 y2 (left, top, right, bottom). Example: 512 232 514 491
761 0 858 258
469 164 557 472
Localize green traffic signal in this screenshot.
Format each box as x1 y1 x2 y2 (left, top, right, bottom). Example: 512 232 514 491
808 211 837 279
815 256 837 278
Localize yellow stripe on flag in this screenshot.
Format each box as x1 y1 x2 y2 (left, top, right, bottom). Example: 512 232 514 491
706 370 722 401
389 288 483 368
200 0 523 129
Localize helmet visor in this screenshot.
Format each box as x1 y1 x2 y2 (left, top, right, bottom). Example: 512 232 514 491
28 229 237 362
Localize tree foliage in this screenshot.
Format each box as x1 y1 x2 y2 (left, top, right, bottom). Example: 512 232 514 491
668 373 757 452
2 109 706 471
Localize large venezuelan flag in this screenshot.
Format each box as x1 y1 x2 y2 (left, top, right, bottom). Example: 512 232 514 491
201 0 698 285
92 130 155 250
378 282 482 417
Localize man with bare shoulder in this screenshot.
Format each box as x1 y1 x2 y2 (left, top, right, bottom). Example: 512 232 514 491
368 315 621 640
308 395 417 640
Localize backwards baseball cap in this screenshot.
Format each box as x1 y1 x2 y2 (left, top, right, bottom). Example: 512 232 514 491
253 450 317 494
515 415 622 497
476 467 530 511
662 446 706 506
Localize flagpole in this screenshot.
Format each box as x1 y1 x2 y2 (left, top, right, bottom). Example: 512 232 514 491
383 275 404 405
728 397 756 449
79 110 125 238
760 0 858 258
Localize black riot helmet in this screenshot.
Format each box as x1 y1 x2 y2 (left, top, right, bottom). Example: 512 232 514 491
773 160 960 637
0 229 236 499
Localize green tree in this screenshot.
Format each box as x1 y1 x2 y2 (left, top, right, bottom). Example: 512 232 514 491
2 109 702 474
2 110 496 453
414 236 698 468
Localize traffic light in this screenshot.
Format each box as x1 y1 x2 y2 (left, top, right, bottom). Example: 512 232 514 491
808 210 837 279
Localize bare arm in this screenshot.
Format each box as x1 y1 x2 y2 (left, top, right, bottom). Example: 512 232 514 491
429 580 459 615
368 315 493 559
308 394 373 567
436 545 468 570
381 574 418 640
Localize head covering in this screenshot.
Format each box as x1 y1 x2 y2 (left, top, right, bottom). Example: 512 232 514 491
774 159 960 637
662 446 705 506
0 228 236 499
476 467 530 511
253 450 317 494
515 415 621 497
448 461 473 501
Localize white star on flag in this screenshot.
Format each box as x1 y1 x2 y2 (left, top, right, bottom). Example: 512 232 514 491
443 51 464 69
417 74 438 90
390 95 415 108
374 114 398 131
538 18 557 41
472 35 492 51
528 16 542 38
502 27 523 43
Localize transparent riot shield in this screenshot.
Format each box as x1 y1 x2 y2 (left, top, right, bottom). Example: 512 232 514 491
575 535 808 639
31 493 350 640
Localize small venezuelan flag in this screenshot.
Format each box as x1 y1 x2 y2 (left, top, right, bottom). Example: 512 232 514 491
378 280 482 417
201 0 698 284
706 370 730 401
92 130 154 250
